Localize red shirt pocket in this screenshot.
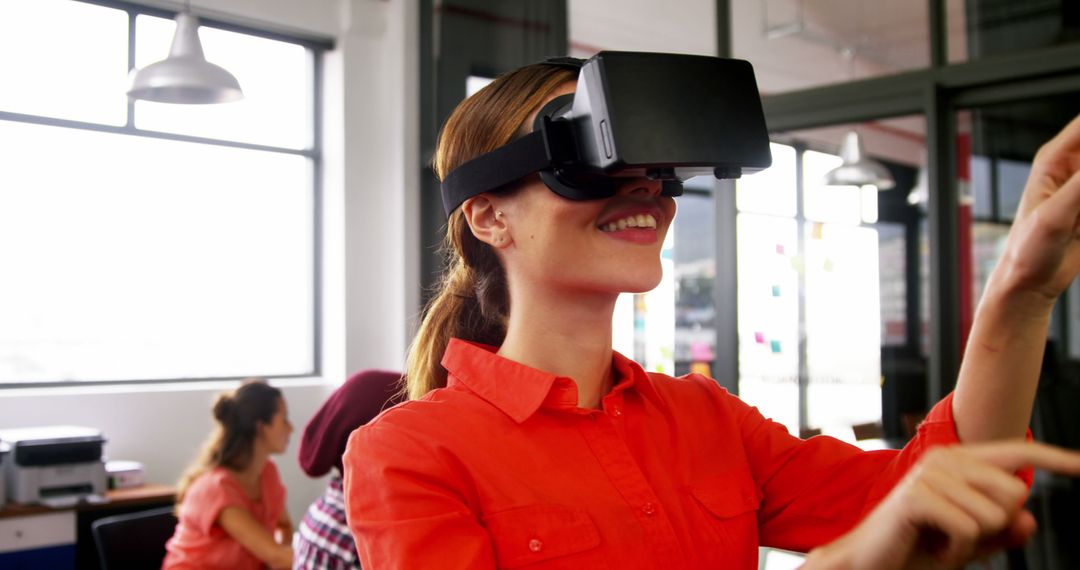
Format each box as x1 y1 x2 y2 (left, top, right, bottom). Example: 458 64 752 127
482 504 606 569
688 473 762 568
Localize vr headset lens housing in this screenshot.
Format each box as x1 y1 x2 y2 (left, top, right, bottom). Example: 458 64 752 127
440 51 772 217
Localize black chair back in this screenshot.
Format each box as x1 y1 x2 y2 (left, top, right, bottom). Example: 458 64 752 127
90 506 177 570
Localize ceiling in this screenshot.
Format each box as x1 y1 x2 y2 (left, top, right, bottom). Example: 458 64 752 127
565 0 977 166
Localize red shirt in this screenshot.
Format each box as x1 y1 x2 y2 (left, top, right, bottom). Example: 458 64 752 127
343 339 963 569
163 460 287 570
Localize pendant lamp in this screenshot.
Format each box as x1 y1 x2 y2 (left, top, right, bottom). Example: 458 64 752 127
126 5 243 104
823 131 895 191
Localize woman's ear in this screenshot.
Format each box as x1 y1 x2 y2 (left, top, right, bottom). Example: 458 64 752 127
255 421 270 441
461 195 511 248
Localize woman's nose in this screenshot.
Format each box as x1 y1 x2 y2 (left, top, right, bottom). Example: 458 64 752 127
617 177 663 197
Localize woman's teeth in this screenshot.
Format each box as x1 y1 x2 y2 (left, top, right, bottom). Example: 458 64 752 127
600 213 658 232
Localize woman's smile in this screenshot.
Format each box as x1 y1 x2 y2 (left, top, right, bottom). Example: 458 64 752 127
595 201 668 245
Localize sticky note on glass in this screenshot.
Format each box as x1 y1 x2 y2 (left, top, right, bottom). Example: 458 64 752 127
770 340 782 353
755 332 765 344
771 285 781 297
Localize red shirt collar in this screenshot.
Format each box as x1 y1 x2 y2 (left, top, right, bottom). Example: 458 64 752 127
440 338 663 423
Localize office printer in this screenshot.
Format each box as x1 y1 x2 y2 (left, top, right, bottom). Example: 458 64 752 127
0 425 107 507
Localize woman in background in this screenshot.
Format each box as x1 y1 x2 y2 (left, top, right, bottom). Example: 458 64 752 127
163 378 294 570
294 369 404 570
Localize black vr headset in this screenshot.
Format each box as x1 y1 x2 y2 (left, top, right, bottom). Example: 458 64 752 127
440 51 773 218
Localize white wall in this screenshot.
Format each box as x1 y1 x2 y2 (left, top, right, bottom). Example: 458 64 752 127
0 0 420 524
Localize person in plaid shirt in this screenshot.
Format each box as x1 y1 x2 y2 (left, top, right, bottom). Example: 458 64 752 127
294 370 404 570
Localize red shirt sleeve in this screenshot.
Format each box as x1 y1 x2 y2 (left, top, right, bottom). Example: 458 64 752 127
343 417 498 570
725 392 955 552
734 390 1031 553
184 469 250 537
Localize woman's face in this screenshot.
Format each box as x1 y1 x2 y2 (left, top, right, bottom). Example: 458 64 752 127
483 82 678 296
259 397 293 455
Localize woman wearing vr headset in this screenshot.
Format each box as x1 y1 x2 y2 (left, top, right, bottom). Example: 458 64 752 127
342 58 1080 570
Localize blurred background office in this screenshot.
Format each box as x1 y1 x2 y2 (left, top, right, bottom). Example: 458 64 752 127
1 0 1078 568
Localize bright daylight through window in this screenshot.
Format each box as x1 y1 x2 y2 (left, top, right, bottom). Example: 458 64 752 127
0 0 321 384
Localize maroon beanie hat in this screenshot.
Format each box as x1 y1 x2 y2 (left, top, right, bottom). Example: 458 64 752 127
298 369 406 477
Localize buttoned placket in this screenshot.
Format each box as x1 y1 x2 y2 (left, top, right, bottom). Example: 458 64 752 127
577 408 686 567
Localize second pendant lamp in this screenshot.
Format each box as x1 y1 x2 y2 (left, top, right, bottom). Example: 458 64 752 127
823 131 895 191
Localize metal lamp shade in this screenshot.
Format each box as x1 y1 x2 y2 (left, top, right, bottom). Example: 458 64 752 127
823 131 896 191
126 12 243 104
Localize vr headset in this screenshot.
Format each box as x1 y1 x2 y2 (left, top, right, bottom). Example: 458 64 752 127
440 51 773 218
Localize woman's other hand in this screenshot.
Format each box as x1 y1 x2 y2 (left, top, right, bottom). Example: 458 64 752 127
991 113 1080 307
804 441 1080 570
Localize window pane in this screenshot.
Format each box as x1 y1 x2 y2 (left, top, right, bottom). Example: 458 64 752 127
732 0 930 94
947 0 1080 63
0 120 314 382
995 159 1030 222
674 187 716 377
878 223 906 346
956 95 1080 354
736 143 797 217
134 15 311 149
0 0 128 125
466 75 495 97
970 154 993 219
803 150 862 224
737 213 800 435
804 223 882 430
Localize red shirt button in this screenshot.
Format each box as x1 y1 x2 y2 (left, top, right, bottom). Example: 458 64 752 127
528 538 543 552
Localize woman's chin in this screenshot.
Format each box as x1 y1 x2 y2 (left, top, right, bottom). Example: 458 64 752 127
614 273 664 294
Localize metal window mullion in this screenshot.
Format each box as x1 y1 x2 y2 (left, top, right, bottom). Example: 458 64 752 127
794 144 809 433
713 0 738 394
714 179 739 394
126 10 136 128
716 0 731 58
0 111 316 158
78 0 334 50
311 48 325 379
929 0 947 69
926 82 961 401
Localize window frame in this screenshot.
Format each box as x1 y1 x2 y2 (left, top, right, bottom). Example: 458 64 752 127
0 0 333 388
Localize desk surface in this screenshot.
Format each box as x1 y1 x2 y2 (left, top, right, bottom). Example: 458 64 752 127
0 484 175 520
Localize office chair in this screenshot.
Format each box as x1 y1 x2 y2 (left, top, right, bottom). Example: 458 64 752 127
91 505 177 570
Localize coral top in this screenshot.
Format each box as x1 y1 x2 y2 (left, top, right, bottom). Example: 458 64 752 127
163 460 287 570
344 339 965 569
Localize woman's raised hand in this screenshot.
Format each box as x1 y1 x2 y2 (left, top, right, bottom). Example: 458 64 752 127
804 441 1080 570
992 113 1080 305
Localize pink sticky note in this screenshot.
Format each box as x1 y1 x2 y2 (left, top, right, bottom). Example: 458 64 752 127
754 332 765 344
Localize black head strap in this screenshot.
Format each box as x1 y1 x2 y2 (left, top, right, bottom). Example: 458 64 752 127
440 57 584 217
541 56 585 71
440 130 548 217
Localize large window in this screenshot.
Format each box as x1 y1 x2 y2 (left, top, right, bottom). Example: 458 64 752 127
734 123 924 439
0 0 325 385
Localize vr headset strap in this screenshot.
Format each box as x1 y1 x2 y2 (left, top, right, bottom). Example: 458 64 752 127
441 129 551 217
